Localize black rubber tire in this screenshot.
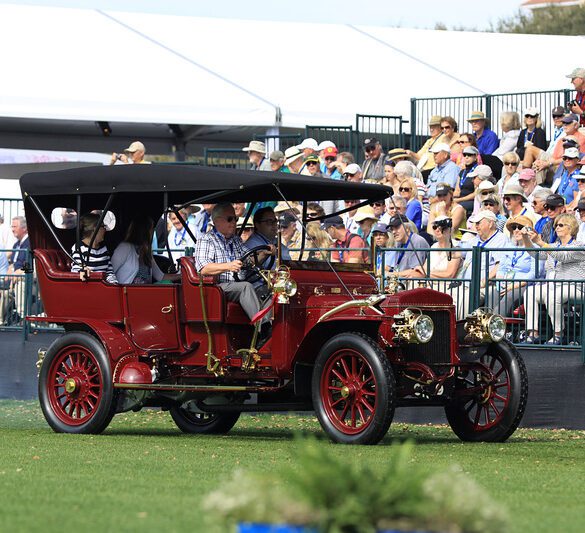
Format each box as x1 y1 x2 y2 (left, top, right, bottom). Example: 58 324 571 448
169 406 241 434
312 332 395 445
38 332 115 434
445 340 528 442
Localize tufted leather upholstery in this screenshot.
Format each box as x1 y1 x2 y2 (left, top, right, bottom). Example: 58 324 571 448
35 249 105 280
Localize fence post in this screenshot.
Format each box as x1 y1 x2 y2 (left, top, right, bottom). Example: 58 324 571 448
22 256 33 341
410 98 417 151
468 246 483 315
485 95 492 125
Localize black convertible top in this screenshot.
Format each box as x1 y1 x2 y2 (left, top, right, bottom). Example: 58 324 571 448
20 164 391 202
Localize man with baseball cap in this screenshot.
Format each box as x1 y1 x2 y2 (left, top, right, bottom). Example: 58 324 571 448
518 168 544 203
361 138 386 182
450 209 510 319
110 140 150 165
343 163 363 183
322 215 367 264
551 146 580 210
242 140 271 171
269 150 287 173
427 143 460 199
539 193 566 243
384 214 429 277
467 111 499 155
567 67 585 127
321 146 342 180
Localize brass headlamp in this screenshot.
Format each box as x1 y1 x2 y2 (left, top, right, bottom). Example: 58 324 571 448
269 265 297 304
464 308 506 344
391 308 434 344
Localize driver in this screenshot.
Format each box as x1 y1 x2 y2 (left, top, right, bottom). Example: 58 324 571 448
195 203 272 344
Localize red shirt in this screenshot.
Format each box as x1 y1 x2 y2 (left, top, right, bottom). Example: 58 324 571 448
336 231 368 263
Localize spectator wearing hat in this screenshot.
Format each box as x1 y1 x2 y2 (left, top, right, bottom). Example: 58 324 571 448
427 143 460 200
385 149 411 165
243 140 271 171
502 182 538 222
574 165 585 205
269 150 288 173
487 215 537 317
451 133 483 168
567 67 585 127
384 214 429 277
405 115 445 172
550 147 580 210
576 198 585 241
279 212 302 260
496 152 521 194
532 114 585 176
523 213 585 345
110 141 150 165
515 108 547 162
467 111 499 155
451 209 510 319
531 188 553 234
353 206 379 245
343 163 363 183
517 168 544 203
398 178 423 230
317 140 336 155
480 193 507 232
361 138 386 181
468 165 496 216
427 183 466 241
321 147 342 180
284 146 305 174
540 193 566 243
493 112 521 161
522 108 566 172
371 223 390 276
304 154 323 177
453 145 479 214
237 217 254 242
322 216 367 264
297 138 319 175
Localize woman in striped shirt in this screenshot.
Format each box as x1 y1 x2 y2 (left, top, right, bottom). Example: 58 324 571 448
71 213 117 283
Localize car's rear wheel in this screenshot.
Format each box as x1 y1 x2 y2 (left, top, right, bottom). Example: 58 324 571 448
445 340 528 442
39 332 115 434
169 406 241 434
312 332 395 445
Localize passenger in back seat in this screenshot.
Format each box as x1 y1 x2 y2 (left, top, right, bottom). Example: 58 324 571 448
71 213 117 283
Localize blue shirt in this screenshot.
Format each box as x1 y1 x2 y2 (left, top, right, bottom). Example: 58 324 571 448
405 200 423 230
534 216 549 234
555 168 579 205
475 129 499 155
497 248 536 280
427 160 460 196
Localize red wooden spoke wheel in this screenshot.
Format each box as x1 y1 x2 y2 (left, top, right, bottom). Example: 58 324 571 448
445 340 528 442
312 332 395 445
39 332 115 434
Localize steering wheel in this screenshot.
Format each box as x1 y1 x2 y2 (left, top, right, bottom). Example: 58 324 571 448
234 244 275 282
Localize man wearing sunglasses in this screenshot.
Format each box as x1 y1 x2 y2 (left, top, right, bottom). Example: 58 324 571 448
196 203 272 345
531 188 553 235
501 183 538 231
518 168 544 203
539 194 566 244
361 138 386 182
550 147 580 211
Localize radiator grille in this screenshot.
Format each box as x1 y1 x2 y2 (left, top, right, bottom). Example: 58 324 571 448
399 310 452 365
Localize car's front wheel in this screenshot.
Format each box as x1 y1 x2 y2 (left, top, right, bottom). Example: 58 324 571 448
445 340 528 442
312 332 395 445
169 405 241 434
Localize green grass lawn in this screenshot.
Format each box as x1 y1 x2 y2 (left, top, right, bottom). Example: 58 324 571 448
1 400 584 532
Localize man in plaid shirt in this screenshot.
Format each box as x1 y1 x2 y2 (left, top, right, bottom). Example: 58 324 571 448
195 203 271 344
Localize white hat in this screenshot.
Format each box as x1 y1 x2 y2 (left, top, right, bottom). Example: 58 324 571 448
343 163 362 175
524 107 540 116
242 140 266 153
564 147 580 159
353 206 378 223
124 141 145 153
477 180 496 193
468 209 497 223
284 146 304 165
317 140 336 151
502 182 528 202
429 142 451 154
467 164 493 179
297 138 319 151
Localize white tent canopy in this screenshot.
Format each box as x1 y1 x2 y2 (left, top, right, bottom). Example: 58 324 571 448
0 3 580 129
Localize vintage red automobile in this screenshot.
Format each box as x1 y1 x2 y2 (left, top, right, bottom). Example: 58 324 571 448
22 164 527 444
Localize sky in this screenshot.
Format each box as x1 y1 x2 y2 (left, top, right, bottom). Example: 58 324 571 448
11 0 526 30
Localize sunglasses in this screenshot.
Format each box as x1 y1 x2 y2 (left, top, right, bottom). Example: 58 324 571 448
457 140 470 144
482 201 496 207
436 193 448 198
503 195 520 201
324 157 335 162
508 223 525 231
524 114 537 118
398 187 411 192
372 202 385 207
365 146 377 153
432 223 448 230
552 114 564 119
441 125 452 130
555 223 568 229
306 161 318 166
504 162 519 166
577 178 585 183
307 212 318 217
545 205 561 210
463 153 476 157
563 156 578 161
221 216 237 223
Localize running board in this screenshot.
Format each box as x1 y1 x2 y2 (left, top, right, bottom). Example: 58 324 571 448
114 382 282 393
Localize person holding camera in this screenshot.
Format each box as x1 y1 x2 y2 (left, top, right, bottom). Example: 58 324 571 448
110 141 150 165
567 68 585 128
